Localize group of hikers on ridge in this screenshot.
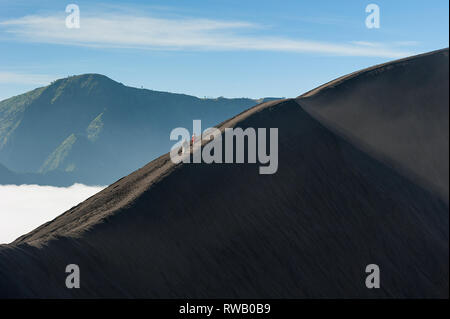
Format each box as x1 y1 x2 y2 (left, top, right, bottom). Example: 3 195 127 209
180 134 199 155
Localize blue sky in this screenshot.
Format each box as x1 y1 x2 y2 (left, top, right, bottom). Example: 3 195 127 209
0 0 448 101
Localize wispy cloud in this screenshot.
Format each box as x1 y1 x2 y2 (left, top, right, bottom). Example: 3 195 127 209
351 40 421 50
0 11 415 58
394 41 421 47
0 183 105 244
351 41 384 47
0 71 57 85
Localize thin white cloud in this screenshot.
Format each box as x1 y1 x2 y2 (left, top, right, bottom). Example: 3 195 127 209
351 41 383 47
0 12 414 58
352 41 420 48
0 183 105 244
0 71 57 85
394 41 421 47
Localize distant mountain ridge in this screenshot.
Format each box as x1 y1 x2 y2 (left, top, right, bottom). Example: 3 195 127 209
0 74 280 185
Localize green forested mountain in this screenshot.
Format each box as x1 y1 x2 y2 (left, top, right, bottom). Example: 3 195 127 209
0 74 277 185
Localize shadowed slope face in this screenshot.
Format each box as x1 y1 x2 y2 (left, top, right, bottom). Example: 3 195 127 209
0 99 447 298
298 49 449 202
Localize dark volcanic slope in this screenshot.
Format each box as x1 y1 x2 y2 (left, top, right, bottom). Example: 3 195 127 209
0 50 448 298
0 98 448 297
298 48 449 202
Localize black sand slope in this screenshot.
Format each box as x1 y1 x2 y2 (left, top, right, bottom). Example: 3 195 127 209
298 48 449 202
0 50 448 298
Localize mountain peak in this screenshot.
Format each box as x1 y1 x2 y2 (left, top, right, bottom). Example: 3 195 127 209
49 73 122 90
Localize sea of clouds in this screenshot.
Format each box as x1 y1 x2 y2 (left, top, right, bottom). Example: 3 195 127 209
0 183 105 244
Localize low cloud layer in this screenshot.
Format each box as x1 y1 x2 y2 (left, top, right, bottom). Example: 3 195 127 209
0 183 105 244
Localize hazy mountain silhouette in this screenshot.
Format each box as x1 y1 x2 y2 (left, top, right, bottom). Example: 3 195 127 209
0 163 16 183
0 49 447 298
0 162 77 185
0 74 278 185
